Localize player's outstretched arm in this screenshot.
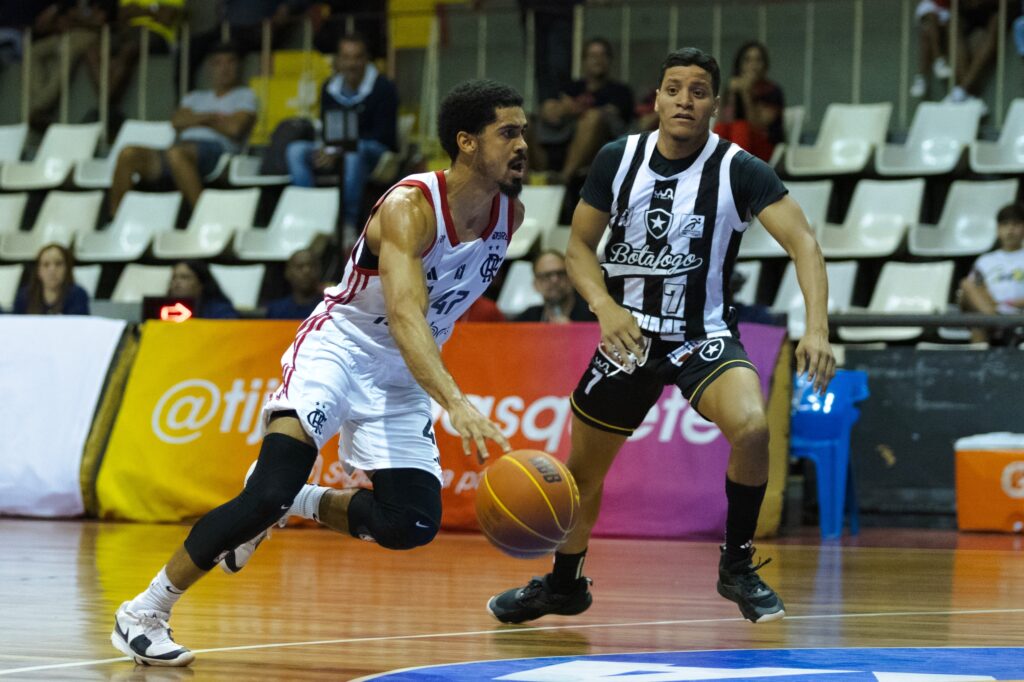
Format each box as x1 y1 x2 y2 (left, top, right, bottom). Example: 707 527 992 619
377 189 510 461
759 195 835 393
566 199 645 363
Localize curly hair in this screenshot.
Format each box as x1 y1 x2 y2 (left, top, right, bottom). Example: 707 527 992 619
438 79 523 162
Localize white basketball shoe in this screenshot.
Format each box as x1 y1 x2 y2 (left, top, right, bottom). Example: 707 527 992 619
111 602 194 667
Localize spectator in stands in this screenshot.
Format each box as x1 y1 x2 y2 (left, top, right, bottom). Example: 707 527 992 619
910 0 953 98
84 0 184 117
110 42 256 213
514 250 595 323
285 33 398 244
187 0 310 88
713 41 784 163
945 0 1002 110
531 38 634 186
0 3 55 64
27 1 110 130
959 203 1024 343
168 260 239 319
313 0 386 60
264 249 324 319
13 244 90 315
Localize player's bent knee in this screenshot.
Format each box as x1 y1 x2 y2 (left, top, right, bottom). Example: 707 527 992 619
373 511 439 550
730 418 770 453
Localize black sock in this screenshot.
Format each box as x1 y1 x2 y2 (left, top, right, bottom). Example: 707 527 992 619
724 477 767 561
549 549 587 592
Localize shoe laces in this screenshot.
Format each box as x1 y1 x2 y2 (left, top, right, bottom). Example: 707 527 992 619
136 611 174 640
517 577 546 601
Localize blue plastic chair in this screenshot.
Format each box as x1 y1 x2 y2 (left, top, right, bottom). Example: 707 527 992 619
790 369 869 539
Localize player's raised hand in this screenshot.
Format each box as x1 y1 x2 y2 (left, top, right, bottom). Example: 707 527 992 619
795 328 835 394
593 299 645 368
447 398 511 464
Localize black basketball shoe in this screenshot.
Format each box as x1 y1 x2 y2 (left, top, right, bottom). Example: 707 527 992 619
716 545 786 623
487 574 593 624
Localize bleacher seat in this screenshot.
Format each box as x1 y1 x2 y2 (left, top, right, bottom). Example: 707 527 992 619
733 261 761 305
507 185 565 259
818 179 924 259
542 225 571 253
228 154 291 187
740 180 832 259
908 179 1019 257
72 264 101 298
111 264 173 303
204 153 232 183
875 101 982 176
76 192 182 263
969 99 1024 174
234 187 338 261
784 103 891 176
0 193 29 235
152 188 260 260
0 190 103 261
0 123 102 190
496 260 542 317
73 120 176 189
0 124 28 163
210 263 266 310
0 264 23 310
838 260 955 342
772 260 858 339
767 105 805 168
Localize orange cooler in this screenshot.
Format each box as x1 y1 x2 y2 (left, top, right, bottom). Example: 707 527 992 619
955 434 1024 532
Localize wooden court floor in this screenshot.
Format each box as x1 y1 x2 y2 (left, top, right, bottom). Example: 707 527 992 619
1 519 1023 680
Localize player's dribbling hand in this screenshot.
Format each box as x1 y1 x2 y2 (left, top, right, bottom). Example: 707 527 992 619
593 300 645 369
447 398 511 465
795 328 835 395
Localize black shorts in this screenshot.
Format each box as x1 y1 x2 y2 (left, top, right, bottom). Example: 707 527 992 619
569 336 757 436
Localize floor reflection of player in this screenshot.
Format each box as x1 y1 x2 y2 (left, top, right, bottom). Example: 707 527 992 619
488 47 835 626
110 79 529 667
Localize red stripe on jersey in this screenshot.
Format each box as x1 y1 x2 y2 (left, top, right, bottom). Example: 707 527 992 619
283 309 330 395
506 195 515 242
480 194 501 241
435 170 460 246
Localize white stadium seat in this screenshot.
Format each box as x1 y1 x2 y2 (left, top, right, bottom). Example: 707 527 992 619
773 260 858 339
227 154 291 187
111 264 173 303
732 261 761 305
235 186 339 261
0 193 29 235
838 260 955 342
72 264 102 298
969 99 1024 174
0 123 28 162
740 180 832 259
0 190 104 261
0 264 23 310
875 101 982 176
76 192 183 263
507 185 565 259
152 188 260 260
1 123 102 190
210 263 266 310
817 179 924 259
784 103 891 176
767 105 805 168
496 260 542 317
908 179 1019 257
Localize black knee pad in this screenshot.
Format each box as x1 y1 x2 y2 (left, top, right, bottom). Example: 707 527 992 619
184 432 317 569
347 468 441 550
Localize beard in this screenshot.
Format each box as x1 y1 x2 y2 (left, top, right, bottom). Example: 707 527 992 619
498 177 523 198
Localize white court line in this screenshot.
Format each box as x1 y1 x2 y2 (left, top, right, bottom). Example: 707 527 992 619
2 607 1023 676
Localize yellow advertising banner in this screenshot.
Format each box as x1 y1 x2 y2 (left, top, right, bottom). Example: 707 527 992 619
97 321 352 521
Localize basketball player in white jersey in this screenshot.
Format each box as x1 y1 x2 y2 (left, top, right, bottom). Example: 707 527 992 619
111 80 527 667
488 48 834 625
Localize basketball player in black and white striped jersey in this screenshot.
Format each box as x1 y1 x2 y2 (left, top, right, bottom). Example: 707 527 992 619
489 47 834 625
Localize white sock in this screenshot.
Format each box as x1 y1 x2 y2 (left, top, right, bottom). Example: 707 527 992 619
128 567 184 615
288 484 330 522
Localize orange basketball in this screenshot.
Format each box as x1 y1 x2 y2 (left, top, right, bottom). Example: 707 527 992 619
475 449 580 559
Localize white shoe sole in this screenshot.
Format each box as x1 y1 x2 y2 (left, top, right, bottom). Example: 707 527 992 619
754 608 786 623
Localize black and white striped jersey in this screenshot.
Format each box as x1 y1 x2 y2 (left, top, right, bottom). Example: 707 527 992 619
580 130 787 342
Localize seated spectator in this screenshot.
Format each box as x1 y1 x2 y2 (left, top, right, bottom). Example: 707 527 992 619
285 33 398 243
910 0 953 98
27 2 109 130
945 0 1002 109
84 0 184 117
14 244 90 315
531 38 634 186
959 203 1024 343
514 250 595 323
168 260 239 319
265 249 324 319
110 42 256 213
713 41 784 163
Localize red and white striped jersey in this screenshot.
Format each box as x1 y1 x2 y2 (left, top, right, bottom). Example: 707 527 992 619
317 170 515 356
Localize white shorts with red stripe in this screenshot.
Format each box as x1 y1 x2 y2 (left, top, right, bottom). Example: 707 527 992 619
261 306 443 483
